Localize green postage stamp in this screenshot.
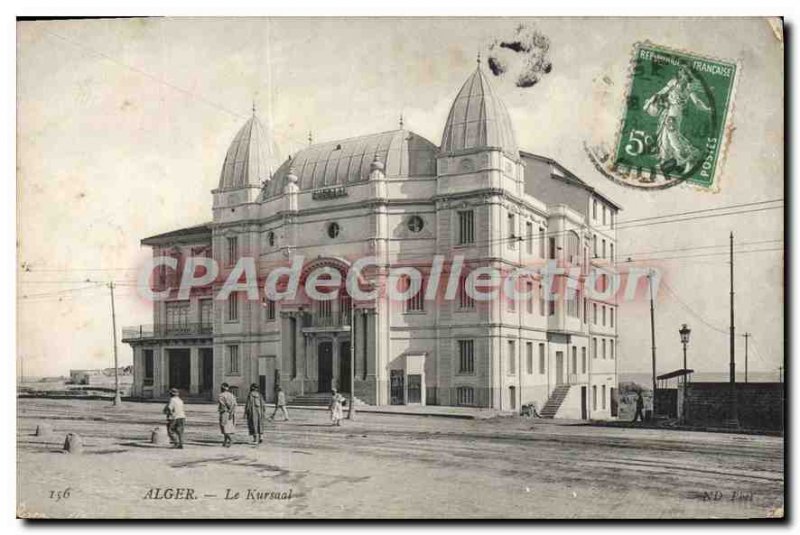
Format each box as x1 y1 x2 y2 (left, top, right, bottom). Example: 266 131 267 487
611 42 739 189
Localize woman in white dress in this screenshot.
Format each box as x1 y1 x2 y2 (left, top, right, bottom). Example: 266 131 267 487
329 388 345 426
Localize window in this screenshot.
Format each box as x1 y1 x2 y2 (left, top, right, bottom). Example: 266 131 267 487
458 275 474 309
571 346 577 375
593 199 598 219
227 292 239 322
456 386 475 406
581 347 587 373
538 343 545 374
602 239 606 259
226 236 238 266
602 305 607 326
610 339 615 360
508 212 516 248
458 340 474 374
526 281 534 314
507 340 516 375
602 339 607 359
593 303 597 324
602 205 607 226
199 298 213 328
457 210 475 245
593 235 598 258
402 275 425 312
593 337 598 359
327 222 340 239
611 307 615 327
610 211 614 229
227 345 240 375
548 297 555 317
268 231 276 247
548 237 556 260
610 243 614 263
567 291 579 318
265 297 276 321
165 300 190 333
602 385 607 410
583 297 587 324
526 221 533 254
143 349 154 386
567 231 580 265
526 342 533 374
593 385 597 410
408 215 424 233
539 227 546 257
538 284 545 316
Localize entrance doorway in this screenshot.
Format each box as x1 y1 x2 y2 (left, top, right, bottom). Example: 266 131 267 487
318 341 333 392
610 387 618 417
390 370 404 405
408 374 422 404
581 386 588 419
555 351 564 385
339 341 351 393
509 386 517 410
199 348 213 398
167 348 190 397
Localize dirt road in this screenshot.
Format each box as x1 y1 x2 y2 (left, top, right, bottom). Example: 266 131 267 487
17 399 783 519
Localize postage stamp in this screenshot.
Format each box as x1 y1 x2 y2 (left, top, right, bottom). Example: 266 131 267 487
587 42 739 190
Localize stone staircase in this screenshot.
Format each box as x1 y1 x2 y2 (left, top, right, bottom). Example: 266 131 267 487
288 392 368 407
540 385 571 419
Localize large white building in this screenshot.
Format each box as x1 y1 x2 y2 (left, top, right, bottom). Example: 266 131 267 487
123 62 621 419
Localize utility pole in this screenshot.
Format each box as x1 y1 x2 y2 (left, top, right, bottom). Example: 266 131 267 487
109 281 122 406
729 233 737 425
347 299 356 420
648 269 657 418
743 333 750 383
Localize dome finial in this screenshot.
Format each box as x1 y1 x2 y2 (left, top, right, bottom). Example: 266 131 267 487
399 113 404 129
477 50 481 65
308 131 313 146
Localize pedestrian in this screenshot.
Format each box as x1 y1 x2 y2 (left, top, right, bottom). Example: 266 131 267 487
269 386 290 422
244 383 266 444
329 388 345 426
218 383 237 447
163 387 186 449
632 390 645 423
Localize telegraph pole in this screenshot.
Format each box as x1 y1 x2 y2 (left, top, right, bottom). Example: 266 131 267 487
729 233 737 425
109 282 122 406
648 269 657 417
743 332 750 383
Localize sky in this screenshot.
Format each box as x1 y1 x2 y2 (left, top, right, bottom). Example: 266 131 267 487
16 17 783 379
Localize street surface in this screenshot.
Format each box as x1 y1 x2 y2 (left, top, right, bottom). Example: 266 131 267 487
17 398 783 519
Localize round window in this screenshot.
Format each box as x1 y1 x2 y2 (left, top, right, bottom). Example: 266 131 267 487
268 231 276 247
408 215 424 233
327 222 340 239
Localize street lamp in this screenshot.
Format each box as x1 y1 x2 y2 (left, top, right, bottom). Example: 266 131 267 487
679 323 691 423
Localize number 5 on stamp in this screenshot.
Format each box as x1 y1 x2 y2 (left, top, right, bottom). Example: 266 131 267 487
614 42 739 189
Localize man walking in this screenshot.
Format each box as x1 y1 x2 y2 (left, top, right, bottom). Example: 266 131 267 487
632 391 645 423
163 388 186 449
218 383 237 447
245 383 266 444
269 386 290 422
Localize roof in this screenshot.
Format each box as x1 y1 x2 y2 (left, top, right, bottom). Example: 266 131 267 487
141 223 212 246
263 129 437 198
520 151 622 211
218 114 277 190
657 369 695 381
440 65 518 159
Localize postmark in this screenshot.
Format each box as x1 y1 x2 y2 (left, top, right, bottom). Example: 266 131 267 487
586 42 739 190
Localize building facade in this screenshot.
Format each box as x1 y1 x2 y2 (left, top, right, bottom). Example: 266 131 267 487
123 63 621 418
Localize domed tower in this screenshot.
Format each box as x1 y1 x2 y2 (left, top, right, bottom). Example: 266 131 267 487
213 110 278 214
437 61 522 195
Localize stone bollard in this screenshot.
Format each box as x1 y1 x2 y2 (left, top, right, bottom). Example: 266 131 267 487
35 423 53 437
63 433 83 454
151 426 169 446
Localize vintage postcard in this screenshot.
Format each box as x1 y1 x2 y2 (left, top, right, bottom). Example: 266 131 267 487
16 17 784 519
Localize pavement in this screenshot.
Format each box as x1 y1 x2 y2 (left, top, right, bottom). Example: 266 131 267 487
17 398 784 519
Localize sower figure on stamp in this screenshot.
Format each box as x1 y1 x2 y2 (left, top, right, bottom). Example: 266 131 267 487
329 388 345 427
269 386 290 422
632 390 645 423
218 383 237 447
244 383 266 444
163 387 186 449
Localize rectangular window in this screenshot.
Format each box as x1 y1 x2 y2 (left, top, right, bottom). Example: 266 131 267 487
610 211 614 229
265 297 276 321
548 237 556 260
539 227 546 257
593 303 597 325
526 342 533 375
610 307 615 328
581 347 587 374
571 346 577 374
457 210 475 245
227 292 239 322
567 291 579 318
227 345 240 375
593 385 597 410
538 343 545 374
143 349 154 386
610 243 614 263
602 205 607 226
457 386 475 406
593 235 598 258
508 212 516 249
602 338 607 359
593 199 597 219
199 298 213 329
165 300 190 333
226 236 238 267
458 340 474 374
458 275 474 309
602 385 607 410
526 222 533 254
602 239 606 259
538 284 545 316
583 297 587 324
403 276 425 312
548 297 555 317
507 340 516 375
526 281 534 314
593 337 598 359
602 305 607 326
610 339 615 360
